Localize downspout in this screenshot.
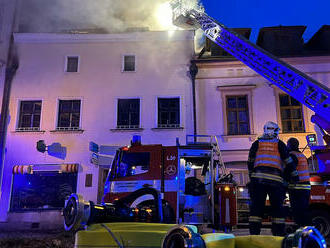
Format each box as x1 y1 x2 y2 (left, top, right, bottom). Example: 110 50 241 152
0 0 20 193
189 61 198 142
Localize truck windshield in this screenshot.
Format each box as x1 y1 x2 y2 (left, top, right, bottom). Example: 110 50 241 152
116 151 150 178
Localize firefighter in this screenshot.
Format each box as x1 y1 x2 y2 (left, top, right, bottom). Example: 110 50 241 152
247 121 297 236
286 137 311 228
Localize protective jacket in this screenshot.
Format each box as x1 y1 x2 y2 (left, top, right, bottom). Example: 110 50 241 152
248 136 295 186
288 151 311 190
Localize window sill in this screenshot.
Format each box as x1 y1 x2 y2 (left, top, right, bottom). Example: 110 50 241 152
110 128 144 132
151 127 184 131
50 129 84 133
279 132 314 138
221 134 257 142
13 129 46 133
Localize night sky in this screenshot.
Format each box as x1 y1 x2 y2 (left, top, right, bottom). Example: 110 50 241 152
202 0 330 42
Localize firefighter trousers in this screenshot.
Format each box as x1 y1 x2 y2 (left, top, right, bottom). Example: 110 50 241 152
288 188 311 227
248 181 286 236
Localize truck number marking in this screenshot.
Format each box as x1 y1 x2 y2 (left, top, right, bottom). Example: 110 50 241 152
166 155 176 161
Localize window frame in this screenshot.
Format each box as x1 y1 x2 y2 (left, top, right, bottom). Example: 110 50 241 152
278 93 305 133
16 100 42 132
156 97 181 129
217 85 256 141
116 98 141 129
225 95 251 135
273 87 311 134
65 55 80 73
122 54 136 72
10 167 78 212
56 98 82 131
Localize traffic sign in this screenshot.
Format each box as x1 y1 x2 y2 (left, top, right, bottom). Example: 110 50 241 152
89 141 99 153
90 152 99 165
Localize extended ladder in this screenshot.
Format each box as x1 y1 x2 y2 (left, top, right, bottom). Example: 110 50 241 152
171 0 330 123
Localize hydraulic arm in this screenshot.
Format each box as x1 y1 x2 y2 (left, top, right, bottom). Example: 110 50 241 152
171 0 330 123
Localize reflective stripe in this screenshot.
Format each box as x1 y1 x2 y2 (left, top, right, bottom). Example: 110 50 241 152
288 184 311 190
255 154 281 160
249 216 262 222
110 179 178 193
290 151 310 183
272 218 285 224
255 160 282 166
251 172 283 183
284 157 293 164
291 171 299 176
254 140 282 171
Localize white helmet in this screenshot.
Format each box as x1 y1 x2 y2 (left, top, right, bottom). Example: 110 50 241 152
263 121 280 137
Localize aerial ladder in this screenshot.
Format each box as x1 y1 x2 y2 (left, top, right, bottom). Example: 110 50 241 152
170 0 330 166
170 0 330 238
171 0 330 123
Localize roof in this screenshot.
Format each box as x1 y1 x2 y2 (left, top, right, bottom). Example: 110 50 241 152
305 25 330 52
256 25 306 56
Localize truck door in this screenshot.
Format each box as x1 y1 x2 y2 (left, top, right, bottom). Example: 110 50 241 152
103 145 162 204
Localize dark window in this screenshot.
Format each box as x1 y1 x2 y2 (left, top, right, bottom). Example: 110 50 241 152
117 99 140 129
10 172 77 211
279 94 305 133
66 56 79 72
17 101 42 131
158 98 180 128
123 55 135 72
57 100 81 130
116 152 150 178
226 95 250 135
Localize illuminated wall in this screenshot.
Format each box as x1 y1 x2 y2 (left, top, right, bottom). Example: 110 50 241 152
194 56 330 163
0 30 194 222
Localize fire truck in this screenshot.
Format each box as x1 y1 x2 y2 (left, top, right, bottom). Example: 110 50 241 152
101 0 330 238
103 135 237 230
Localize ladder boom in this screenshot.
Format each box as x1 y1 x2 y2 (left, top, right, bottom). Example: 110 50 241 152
171 1 330 123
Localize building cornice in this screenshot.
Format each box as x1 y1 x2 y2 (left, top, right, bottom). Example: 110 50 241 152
14 30 194 44
194 55 330 69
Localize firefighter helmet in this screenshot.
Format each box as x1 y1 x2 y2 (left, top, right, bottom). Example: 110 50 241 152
263 121 280 137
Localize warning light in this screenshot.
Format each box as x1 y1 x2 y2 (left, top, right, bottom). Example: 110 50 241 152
224 186 230 191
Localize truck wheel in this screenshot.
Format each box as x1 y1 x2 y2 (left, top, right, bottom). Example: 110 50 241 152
311 209 330 239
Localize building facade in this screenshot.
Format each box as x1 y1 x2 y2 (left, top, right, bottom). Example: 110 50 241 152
0 24 329 230
0 30 195 228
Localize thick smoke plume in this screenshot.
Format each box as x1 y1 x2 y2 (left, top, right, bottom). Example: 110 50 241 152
19 0 198 33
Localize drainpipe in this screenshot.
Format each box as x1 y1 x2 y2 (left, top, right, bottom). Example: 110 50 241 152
189 61 198 142
0 0 19 193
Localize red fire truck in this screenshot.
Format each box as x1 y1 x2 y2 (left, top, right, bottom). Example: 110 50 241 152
103 135 237 230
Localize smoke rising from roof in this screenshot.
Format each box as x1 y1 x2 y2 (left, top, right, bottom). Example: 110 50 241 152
18 0 197 33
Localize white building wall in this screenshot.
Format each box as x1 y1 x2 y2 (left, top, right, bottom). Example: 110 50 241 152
0 30 195 223
195 56 330 165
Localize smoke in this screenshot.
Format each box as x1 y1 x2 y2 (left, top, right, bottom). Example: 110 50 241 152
18 0 198 33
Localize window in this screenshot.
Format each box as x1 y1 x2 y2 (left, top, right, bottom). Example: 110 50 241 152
158 98 180 128
226 95 250 135
57 100 81 130
279 94 305 133
117 99 140 129
17 100 41 131
66 56 79 72
115 152 150 178
122 55 135 72
10 171 77 211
